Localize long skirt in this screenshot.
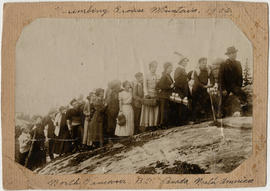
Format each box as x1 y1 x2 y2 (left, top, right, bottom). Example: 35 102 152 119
89 112 104 145
140 104 159 127
53 126 72 154
115 105 134 136
159 98 172 126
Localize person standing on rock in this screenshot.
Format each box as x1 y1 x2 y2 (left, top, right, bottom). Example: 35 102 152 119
140 61 160 130
66 99 83 152
218 46 247 117
115 81 134 137
105 80 121 143
191 57 215 121
89 88 106 148
132 73 144 134
174 54 191 125
157 62 174 128
53 106 72 155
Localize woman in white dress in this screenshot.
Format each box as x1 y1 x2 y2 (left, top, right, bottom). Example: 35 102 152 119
115 81 134 137
140 61 160 129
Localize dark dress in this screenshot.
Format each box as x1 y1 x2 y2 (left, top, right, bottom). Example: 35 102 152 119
174 66 190 124
43 116 55 160
26 124 46 170
191 69 215 120
106 89 120 140
66 108 83 149
89 97 106 146
53 113 72 155
157 73 174 126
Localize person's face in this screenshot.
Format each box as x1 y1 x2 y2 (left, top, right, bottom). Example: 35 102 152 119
228 52 237 60
60 109 65 114
72 101 79 109
150 65 157 73
181 59 188 68
124 82 131 90
136 76 143 83
50 113 55 119
167 65 173 74
35 117 42 125
98 91 105 98
199 59 207 70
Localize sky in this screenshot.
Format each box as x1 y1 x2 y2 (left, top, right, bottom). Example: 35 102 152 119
15 18 253 116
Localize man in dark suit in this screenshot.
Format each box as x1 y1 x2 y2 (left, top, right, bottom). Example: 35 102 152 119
218 46 247 116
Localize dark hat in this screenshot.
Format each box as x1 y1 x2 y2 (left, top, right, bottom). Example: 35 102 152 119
95 88 104 96
225 46 238 55
70 98 77 105
148 61 158 69
198 57 207 63
135 72 143 78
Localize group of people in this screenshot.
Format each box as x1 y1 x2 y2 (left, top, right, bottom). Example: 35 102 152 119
17 46 248 170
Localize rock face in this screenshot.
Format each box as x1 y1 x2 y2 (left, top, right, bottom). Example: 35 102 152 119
36 117 252 175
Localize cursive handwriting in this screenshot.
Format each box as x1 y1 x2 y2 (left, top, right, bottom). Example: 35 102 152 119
151 6 198 14
62 5 109 16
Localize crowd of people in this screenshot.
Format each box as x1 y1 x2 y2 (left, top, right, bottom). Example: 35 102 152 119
17 46 249 170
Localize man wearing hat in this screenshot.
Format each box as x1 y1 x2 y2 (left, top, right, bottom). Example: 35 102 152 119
218 46 247 116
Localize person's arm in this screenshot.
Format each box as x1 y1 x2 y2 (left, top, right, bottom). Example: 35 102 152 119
65 110 72 131
143 75 149 97
157 75 172 90
118 94 123 113
83 101 90 116
193 71 205 88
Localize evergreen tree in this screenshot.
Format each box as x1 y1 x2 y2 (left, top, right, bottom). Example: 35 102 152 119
243 58 252 86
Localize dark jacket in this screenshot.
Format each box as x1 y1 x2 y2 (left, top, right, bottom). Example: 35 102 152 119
157 73 174 99
43 116 55 139
218 59 243 91
193 69 215 93
174 66 189 98
132 82 144 108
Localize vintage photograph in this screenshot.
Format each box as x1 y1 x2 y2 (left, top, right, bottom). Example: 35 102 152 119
15 18 253 175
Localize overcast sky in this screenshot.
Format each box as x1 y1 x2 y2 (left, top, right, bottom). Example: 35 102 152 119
16 18 253 116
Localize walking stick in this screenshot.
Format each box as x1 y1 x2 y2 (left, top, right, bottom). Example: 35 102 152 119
208 88 220 126
25 129 37 168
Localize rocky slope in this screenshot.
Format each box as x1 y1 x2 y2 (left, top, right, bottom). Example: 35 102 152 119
36 116 252 175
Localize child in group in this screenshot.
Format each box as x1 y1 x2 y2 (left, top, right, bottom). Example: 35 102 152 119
18 124 32 166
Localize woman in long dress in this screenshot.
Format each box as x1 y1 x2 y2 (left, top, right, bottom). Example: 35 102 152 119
157 62 174 128
53 106 72 155
88 89 106 148
140 61 160 129
115 81 134 137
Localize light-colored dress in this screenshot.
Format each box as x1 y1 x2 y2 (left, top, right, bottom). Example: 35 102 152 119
140 73 160 127
115 90 134 136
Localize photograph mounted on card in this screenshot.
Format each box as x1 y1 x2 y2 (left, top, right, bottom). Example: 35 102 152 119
2 1 268 189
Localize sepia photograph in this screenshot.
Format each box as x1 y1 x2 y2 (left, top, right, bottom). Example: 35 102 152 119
14 18 253 175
